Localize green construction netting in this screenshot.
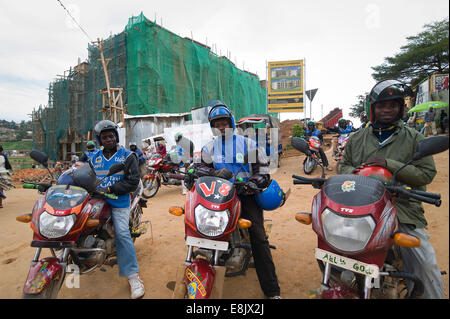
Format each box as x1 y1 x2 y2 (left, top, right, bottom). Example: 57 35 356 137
33 12 267 160
125 13 266 120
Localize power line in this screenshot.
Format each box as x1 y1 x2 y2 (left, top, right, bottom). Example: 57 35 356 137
56 0 93 42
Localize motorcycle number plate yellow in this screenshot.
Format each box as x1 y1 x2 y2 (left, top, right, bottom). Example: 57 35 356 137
315 248 380 278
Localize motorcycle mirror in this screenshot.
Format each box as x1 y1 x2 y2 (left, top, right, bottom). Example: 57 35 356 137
30 150 49 168
412 136 449 161
107 163 125 176
291 137 312 156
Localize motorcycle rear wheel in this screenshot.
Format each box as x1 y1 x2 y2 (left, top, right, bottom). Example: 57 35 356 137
142 177 160 198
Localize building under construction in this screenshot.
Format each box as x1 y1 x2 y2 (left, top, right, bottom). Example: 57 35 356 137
32 13 267 161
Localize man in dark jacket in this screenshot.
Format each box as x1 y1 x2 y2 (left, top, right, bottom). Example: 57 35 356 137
89 120 145 299
339 80 442 299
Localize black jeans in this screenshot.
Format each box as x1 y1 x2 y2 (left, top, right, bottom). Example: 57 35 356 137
318 148 329 167
238 195 280 297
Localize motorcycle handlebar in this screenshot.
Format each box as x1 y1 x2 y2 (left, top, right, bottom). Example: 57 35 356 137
386 186 441 207
23 182 52 192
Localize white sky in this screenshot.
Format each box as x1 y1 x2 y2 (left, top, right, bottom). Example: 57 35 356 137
0 0 448 125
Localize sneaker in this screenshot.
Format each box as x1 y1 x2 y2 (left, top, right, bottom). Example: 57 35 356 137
268 295 282 299
326 166 333 171
128 274 145 299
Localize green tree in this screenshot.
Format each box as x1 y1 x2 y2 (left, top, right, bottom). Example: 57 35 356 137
349 94 368 119
371 18 449 84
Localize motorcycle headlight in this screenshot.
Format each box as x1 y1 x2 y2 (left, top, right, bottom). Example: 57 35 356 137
321 208 375 252
195 205 229 237
39 211 76 239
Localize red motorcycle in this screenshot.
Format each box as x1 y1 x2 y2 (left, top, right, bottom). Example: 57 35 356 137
141 152 182 198
16 151 148 299
291 136 448 299
332 133 350 162
301 136 324 175
168 157 276 299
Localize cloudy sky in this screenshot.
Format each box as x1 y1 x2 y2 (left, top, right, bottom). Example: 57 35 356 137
0 0 448 124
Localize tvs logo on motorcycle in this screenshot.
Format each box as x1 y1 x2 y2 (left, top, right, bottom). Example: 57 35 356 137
341 181 356 192
199 182 216 197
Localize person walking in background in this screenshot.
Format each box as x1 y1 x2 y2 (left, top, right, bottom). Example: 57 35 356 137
424 107 437 137
0 145 13 208
439 109 447 134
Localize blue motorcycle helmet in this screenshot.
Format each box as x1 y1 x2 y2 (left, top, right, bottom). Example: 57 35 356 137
254 179 287 211
207 100 235 130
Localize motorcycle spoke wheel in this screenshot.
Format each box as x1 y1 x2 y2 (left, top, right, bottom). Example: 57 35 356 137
142 178 160 198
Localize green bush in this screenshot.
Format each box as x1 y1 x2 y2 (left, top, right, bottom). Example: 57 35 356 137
292 124 305 138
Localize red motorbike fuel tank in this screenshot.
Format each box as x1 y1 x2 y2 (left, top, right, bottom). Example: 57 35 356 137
311 174 397 268
184 258 216 299
184 176 241 242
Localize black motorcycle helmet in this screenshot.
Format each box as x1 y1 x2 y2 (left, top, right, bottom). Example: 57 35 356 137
94 120 119 146
366 80 412 122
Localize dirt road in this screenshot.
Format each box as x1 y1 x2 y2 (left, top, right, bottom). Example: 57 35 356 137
0 150 448 299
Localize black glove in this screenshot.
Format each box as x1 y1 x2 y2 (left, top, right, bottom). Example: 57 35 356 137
214 168 233 180
184 174 195 190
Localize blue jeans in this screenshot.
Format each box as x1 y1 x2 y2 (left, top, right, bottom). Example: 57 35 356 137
111 207 139 277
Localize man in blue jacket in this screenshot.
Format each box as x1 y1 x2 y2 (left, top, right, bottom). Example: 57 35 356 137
193 101 281 299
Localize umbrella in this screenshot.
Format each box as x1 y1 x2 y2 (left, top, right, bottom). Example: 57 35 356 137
408 101 449 113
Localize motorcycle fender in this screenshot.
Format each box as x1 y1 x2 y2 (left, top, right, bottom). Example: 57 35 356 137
23 257 63 295
184 258 216 299
319 283 359 299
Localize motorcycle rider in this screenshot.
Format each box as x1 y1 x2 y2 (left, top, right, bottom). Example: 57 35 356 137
83 141 98 162
339 79 442 299
175 132 194 195
359 111 369 130
327 118 356 156
304 121 333 171
189 100 281 299
129 142 147 177
88 120 145 299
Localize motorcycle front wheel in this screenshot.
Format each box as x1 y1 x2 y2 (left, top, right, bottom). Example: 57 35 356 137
142 177 160 198
303 156 317 175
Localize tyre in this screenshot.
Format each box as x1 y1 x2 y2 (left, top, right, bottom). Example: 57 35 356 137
303 156 317 175
142 177 160 198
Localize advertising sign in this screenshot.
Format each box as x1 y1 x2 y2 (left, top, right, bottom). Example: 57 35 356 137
267 60 304 113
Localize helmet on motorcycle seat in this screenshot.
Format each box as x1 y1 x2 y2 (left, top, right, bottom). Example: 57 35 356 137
366 80 412 122
94 120 119 146
254 179 286 211
354 166 393 183
207 100 235 130
309 136 321 151
56 169 77 186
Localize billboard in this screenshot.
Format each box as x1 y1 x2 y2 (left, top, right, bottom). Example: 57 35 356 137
267 60 304 113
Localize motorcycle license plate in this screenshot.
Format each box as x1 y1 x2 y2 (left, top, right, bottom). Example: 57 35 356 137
315 248 379 278
186 236 229 251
